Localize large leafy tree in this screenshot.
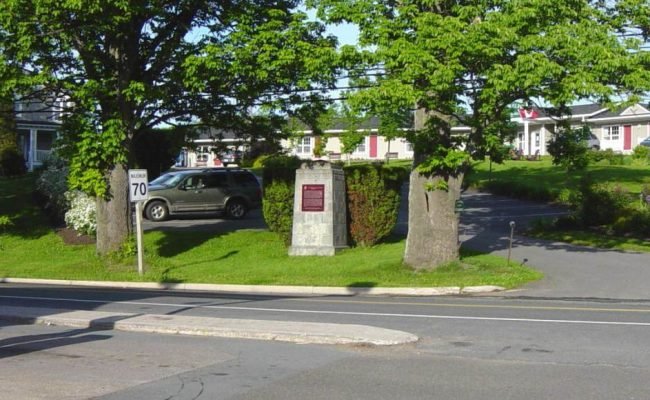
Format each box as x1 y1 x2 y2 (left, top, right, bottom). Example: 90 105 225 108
312 0 650 268
0 0 338 254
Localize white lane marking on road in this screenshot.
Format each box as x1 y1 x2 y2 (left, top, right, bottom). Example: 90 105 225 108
3 295 650 327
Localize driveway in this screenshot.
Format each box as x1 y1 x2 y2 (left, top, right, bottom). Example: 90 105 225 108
144 189 650 301
458 191 650 301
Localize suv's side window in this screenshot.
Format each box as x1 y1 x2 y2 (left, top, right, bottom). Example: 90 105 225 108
183 174 205 190
204 172 228 188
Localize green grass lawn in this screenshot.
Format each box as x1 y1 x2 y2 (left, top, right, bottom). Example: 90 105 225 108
525 228 650 253
0 173 541 289
468 157 650 202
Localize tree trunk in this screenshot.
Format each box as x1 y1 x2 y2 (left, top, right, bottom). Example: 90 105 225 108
404 168 463 269
95 164 132 255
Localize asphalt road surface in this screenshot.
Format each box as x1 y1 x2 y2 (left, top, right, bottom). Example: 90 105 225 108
2 284 650 399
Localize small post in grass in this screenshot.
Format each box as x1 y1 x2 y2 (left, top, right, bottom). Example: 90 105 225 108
135 201 145 276
507 221 515 266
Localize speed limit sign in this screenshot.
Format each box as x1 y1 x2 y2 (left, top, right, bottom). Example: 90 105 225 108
128 169 149 202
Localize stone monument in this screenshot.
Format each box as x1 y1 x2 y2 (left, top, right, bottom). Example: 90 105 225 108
289 161 348 256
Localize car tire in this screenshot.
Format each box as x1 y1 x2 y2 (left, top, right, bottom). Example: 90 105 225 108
145 200 169 222
225 199 248 219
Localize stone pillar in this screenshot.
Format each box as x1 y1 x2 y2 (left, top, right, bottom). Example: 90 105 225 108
289 161 348 256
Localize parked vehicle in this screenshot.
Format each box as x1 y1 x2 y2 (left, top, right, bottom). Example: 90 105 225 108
587 133 600 150
144 168 261 221
639 137 650 147
220 150 242 166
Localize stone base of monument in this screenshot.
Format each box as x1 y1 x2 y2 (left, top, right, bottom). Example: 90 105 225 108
288 245 348 256
288 161 348 256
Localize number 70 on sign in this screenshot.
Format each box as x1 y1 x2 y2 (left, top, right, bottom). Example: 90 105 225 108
128 169 149 202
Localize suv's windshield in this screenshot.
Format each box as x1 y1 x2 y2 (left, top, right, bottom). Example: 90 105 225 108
150 172 185 187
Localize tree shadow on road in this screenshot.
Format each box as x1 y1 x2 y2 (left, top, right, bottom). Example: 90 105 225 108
0 324 112 360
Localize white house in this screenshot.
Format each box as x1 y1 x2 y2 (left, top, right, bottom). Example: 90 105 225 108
515 104 650 156
15 96 68 171
180 103 650 163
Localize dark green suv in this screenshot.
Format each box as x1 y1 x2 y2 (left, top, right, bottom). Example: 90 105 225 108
144 168 261 222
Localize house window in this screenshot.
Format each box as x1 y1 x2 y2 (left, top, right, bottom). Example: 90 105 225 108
535 132 540 147
603 126 620 141
296 137 311 154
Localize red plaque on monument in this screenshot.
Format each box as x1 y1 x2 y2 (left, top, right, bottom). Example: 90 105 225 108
302 184 325 212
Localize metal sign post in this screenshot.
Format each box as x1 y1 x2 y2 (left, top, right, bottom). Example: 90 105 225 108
128 169 148 276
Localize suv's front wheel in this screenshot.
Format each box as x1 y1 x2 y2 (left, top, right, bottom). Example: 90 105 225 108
225 199 248 219
145 200 169 222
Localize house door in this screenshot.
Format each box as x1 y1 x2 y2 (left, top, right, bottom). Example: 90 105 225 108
369 135 378 158
623 125 632 151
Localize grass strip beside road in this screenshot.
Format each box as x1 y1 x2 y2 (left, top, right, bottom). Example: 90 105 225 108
0 228 541 289
1 174 541 289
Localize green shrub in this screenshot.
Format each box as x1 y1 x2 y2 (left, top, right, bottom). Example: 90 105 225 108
0 147 27 177
570 178 632 227
262 181 294 245
252 154 272 169
36 164 69 220
261 155 302 245
632 145 650 162
261 155 302 187
0 215 13 231
344 164 401 247
482 180 555 203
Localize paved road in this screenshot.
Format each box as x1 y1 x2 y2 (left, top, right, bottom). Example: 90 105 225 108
3 284 650 399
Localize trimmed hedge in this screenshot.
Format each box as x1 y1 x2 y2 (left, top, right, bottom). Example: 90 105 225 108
261 155 302 245
344 164 401 247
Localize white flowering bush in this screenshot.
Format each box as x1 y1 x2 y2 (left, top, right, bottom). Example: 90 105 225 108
64 190 97 236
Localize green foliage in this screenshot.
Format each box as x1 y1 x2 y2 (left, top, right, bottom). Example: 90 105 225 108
132 127 187 180
55 114 128 198
262 181 295 246
261 155 302 245
35 164 69 220
339 130 366 156
0 215 13 231
261 155 303 186
632 144 650 163
0 147 26 177
569 177 633 227
482 179 555 203
252 155 272 169
0 100 24 177
344 164 400 246
547 126 592 171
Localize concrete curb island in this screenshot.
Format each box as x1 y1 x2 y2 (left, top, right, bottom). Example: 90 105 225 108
0 279 502 346
0 277 504 296
0 305 419 346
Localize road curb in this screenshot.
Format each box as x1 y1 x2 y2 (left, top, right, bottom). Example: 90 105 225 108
0 306 419 346
0 278 504 296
